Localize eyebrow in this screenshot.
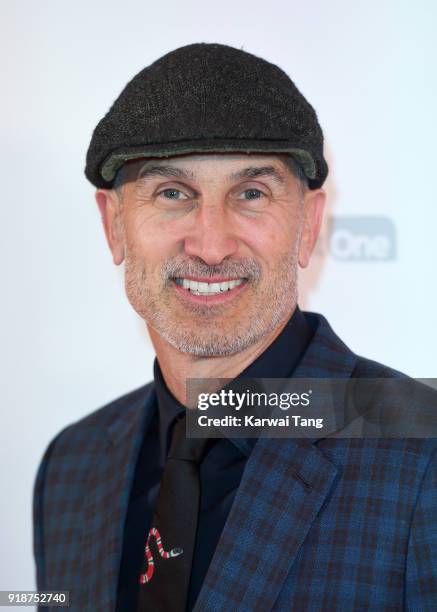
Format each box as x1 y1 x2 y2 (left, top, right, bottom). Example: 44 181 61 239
228 165 286 186
136 164 286 186
137 164 195 181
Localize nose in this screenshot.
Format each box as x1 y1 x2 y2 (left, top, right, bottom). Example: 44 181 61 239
183 203 239 265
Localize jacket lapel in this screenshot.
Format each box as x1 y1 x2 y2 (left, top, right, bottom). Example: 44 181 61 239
78 384 156 611
193 435 338 611
193 312 358 611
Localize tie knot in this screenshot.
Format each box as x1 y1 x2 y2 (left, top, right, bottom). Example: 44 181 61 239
167 414 211 463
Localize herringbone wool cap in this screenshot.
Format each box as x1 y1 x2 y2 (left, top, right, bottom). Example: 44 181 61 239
85 42 328 189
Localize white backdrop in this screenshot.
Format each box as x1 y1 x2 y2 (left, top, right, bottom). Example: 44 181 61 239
2 0 436 598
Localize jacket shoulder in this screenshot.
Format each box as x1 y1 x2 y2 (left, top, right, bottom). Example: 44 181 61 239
37 380 154 464
64 380 154 433
352 355 408 379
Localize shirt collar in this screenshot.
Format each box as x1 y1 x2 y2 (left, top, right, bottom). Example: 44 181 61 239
154 306 314 463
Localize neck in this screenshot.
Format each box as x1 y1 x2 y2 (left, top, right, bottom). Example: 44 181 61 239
147 309 295 406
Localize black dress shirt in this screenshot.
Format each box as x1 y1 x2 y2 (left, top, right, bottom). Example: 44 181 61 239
116 306 314 611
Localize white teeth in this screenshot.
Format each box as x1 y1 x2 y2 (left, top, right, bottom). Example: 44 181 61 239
177 278 245 294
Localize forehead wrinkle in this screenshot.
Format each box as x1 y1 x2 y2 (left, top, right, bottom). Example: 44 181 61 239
133 161 288 190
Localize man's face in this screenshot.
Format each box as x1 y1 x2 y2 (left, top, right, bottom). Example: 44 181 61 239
96 153 325 356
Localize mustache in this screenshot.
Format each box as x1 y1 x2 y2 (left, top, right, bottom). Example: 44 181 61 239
161 257 261 282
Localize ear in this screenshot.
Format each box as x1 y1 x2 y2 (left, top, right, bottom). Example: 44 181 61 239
95 189 125 265
298 189 326 268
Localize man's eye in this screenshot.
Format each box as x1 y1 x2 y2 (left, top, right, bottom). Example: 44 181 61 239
159 188 189 200
239 188 264 200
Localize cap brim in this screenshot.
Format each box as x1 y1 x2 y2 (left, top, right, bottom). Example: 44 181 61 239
100 140 317 183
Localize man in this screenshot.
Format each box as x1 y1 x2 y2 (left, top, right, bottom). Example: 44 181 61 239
33 43 437 611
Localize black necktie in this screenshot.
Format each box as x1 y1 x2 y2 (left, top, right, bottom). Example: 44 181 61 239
137 414 211 612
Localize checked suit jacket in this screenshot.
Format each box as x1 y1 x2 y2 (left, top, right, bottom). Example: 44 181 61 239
33 312 437 611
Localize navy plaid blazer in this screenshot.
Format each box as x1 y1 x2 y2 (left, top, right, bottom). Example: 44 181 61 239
33 312 437 611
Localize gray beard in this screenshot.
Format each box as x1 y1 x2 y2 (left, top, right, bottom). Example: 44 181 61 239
124 250 299 357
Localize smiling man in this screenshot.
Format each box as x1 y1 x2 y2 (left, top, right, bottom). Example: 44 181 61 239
33 43 437 611
97 152 323 405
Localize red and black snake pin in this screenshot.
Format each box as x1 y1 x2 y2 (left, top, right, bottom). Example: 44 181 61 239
139 527 183 584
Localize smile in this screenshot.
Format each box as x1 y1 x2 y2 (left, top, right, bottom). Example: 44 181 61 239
173 277 246 296
172 276 248 305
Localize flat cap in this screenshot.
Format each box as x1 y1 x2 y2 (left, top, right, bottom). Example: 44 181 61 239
85 42 328 189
